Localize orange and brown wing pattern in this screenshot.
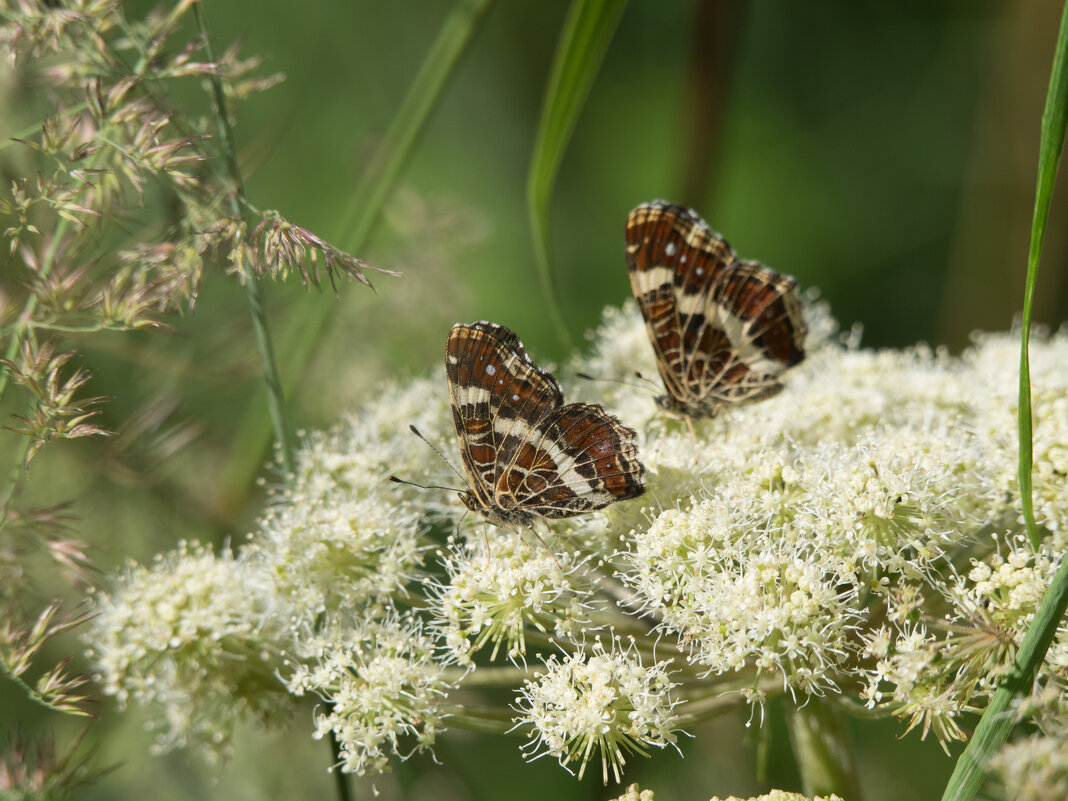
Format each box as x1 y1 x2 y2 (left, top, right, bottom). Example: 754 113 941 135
625 201 806 417
446 322 645 527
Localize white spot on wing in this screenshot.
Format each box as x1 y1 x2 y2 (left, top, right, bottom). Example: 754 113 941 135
485 363 496 376
664 242 677 257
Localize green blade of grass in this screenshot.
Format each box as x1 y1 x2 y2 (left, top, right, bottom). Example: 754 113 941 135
220 0 495 503
527 0 628 351
939 3 1068 800
336 0 496 251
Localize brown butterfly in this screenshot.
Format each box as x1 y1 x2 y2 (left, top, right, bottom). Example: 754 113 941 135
445 321 645 527
626 201 806 417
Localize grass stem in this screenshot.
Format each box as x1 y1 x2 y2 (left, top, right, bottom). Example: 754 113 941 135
939 2 1068 799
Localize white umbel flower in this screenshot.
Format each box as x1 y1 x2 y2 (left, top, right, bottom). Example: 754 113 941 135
285 614 452 776
992 731 1068 801
515 638 680 784
86 541 291 763
708 793 844 801
434 534 592 664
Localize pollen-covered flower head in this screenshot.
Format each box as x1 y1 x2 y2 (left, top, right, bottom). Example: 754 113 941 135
708 793 845 801
433 533 594 664
86 541 292 764
285 613 453 777
991 730 1068 801
514 637 680 784
243 374 455 622
611 784 656 801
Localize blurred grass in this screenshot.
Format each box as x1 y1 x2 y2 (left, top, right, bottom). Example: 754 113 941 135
941 0 1068 798
5 1 1068 799
220 0 495 507
527 0 628 350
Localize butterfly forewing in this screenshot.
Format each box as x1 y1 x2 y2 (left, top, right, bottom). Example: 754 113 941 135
626 200 806 417
446 322 645 527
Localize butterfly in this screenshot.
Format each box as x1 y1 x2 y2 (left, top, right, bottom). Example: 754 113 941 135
625 200 806 418
446 321 645 527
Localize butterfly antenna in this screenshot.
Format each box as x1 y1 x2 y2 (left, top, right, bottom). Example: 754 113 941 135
407 424 467 483
576 371 660 398
632 370 663 391
386 475 466 493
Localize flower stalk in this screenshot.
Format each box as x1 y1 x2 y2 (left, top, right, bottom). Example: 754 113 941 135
192 0 295 475
785 700 861 800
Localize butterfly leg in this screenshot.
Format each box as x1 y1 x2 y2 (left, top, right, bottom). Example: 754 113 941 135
524 520 563 570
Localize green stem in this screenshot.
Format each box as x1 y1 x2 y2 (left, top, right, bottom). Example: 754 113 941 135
0 660 86 717
193 1 296 477
939 554 1068 801
447 664 537 687
527 0 628 351
1018 0 1068 552
673 689 752 728
0 191 77 529
220 0 494 499
784 699 862 800
0 102 89 153
443 710 516 735
940 4 1068 799
193 4 343 794
0 435 32 524
327 729 353 801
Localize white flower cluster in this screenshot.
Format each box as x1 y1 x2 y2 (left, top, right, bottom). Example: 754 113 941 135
285 615 450 776
88 299 1068 783
569 304 990 703
86 542 292 763
707 793 844 801
243 374 458 622
568 302 1068 744
992 729 1068 801
433 534 592 664
87 377 461 770
610 786 845 801
611 784 656 801
963 331 1068 539
515 639 680 784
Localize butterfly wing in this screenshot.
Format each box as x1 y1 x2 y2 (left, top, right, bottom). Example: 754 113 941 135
705 259 805 404
447 321 645 523
500 402 646 519
446 321 564 514
626 201 730 412
626 201 805 415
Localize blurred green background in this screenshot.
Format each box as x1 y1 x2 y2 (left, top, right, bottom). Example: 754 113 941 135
5 1 1068 799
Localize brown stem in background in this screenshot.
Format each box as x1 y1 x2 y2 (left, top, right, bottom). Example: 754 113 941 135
675 0 746 212
938 0 1068 349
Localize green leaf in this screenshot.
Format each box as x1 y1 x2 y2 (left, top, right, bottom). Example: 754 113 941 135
527 0 628 350
939 3 1068 800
